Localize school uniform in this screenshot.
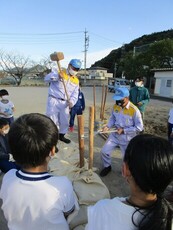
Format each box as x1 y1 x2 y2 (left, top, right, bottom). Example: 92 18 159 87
0 134 18 173
85 197 146 230
0 169 77 230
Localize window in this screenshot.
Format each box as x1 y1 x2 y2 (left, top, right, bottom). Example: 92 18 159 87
166 80 172 87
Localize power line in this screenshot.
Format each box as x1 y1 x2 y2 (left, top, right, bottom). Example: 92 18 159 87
0 31 84 45
90 32 123 45
0 31 84 36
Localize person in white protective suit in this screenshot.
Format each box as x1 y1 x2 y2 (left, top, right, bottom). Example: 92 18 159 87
99 87 143 177
44 59 82 144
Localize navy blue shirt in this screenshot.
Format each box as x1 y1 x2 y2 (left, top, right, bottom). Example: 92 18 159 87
73 90 85 110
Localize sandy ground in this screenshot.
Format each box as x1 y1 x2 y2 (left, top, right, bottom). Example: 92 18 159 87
0 86 171 229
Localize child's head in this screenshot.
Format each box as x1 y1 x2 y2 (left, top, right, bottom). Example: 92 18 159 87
8 113 59 168
0 118 10 136
124 134 173 195
0 89 9 96
0 89 9 100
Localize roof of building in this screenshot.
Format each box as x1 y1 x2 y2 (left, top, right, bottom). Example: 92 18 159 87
89 66 108 70
151 68 173 72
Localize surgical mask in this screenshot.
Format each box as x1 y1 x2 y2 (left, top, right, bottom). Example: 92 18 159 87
1 95 9 100
68 66 78 76
135 82 142 87
116 99 125 107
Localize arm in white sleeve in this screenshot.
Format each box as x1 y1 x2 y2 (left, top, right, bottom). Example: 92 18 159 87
124 110 144 134
69 85 79 107
44 69 59 83
107 109 116 128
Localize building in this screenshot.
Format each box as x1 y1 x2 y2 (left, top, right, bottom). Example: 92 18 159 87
78 67 113 86
153 68 173 98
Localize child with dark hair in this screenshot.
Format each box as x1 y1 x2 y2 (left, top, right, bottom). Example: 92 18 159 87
86 134 173 230
0 118 19 173
0 113 78 230
0 89 15 125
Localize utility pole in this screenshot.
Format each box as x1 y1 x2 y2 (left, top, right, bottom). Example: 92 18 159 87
133 46 136 57
114 63 117 78
84 29 89 83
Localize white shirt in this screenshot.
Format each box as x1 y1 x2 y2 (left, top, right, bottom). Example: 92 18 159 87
0 100 14 118
85 197 142 230
168 108 173 124
0 169 76 230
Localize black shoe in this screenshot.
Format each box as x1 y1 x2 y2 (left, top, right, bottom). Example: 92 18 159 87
99 166 112 177
59 134 71 144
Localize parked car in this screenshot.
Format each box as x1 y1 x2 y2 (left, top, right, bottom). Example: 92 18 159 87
108 78 130 93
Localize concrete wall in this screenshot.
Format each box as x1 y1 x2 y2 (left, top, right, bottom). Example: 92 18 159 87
154 70 173 97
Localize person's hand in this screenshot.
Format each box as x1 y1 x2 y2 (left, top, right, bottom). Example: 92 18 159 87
102 125 109 132
0 112 8 117
137 102 142 106
117 128 124 135
67 100 73 108
59 71 65 78
9 154 15 162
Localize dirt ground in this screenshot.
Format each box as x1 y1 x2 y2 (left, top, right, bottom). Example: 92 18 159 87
67 88 171 199
0 86 171 229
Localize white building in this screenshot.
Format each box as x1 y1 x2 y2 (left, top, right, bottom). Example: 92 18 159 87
88 67 113 79
153 68 173 98
78 67 113 80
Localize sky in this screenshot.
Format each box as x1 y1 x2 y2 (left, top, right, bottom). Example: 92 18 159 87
0 0 173 68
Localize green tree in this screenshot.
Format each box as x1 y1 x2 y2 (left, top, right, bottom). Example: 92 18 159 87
145 39 173 68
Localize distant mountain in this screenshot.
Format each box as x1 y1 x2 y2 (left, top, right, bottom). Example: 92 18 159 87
91 29 173 73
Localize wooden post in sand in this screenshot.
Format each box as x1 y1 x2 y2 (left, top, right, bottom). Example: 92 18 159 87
100 85 104 120
89 106 94 170
102 85 108 120
93 85 96 121
77 115 84 168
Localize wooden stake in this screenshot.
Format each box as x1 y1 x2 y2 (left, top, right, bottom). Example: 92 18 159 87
89 106 94 170
77 115 84 168
102 85 108 120
93 85 96 121
100 85 104 120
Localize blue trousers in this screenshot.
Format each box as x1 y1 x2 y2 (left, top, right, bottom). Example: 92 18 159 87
69 107 83 127
168 122 173 144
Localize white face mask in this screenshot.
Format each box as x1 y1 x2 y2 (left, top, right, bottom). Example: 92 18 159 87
2 95 9 100
68 66 78 76
135 82 142 87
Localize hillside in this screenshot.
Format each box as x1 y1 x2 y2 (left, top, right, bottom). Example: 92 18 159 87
91 29 173 76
